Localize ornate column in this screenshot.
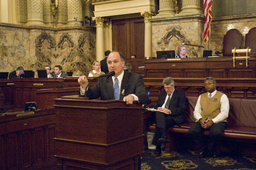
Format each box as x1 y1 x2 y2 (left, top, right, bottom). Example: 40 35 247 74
94 17 105 61
141 11 153 58
17 0 28 24
84 0 93 18
43 0 52 26
104 18 111 52
67 0 82 26
26 0 45 26
177 0 203 15
155 0 175 18
57 0 67 26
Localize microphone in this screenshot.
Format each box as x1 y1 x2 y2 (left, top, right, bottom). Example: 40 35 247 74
84 71 115 95
98 71 115 78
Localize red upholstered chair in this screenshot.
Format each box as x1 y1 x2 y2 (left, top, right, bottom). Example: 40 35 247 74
216 29 243 57
245 27 256 56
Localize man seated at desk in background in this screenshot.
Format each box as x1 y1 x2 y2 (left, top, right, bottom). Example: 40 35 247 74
189 77 229 158
52 65 68 78
151 77 186 157
175 45 191 58
78 51 150 105
9 66 24 79
45 65 53 78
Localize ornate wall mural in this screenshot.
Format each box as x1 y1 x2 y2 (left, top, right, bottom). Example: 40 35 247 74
0 26 30 72
0 24 96 77
157 27 198 57
152 18 204 58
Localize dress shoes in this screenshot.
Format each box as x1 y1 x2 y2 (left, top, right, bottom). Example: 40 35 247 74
158 137 170 151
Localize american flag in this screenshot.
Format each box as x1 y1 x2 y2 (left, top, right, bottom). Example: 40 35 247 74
203 0 212 44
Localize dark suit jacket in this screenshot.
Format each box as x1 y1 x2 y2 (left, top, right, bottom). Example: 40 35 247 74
52 72 68 78
9 71 24 79
86 71 150 104
155 90 186 125
100 57 109 74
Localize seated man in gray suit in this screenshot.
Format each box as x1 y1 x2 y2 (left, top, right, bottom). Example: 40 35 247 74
152 77 186 157
78 51 149 105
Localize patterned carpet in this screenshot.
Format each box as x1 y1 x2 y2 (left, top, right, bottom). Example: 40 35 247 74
141 149 256 170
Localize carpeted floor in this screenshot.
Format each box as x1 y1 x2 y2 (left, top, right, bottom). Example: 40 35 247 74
141 149 256 170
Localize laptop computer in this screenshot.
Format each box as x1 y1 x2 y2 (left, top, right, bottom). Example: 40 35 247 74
0 72 9 79
203 50 212 57
24 70 35 78
37 70 47 78
157 50 175 59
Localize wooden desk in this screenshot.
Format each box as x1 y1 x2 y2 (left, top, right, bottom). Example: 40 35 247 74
0 109 57 170
12 78 69 109
144 56 256 78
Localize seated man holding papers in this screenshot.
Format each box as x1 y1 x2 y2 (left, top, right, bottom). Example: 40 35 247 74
149 77 186 157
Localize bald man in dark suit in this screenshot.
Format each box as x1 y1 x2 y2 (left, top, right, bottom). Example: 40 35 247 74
78 51 149 105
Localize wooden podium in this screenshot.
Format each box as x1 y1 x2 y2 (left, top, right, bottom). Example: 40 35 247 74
54 96 145 170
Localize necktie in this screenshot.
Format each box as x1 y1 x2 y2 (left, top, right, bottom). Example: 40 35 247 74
114 77 120 100
209 93 212 98
165 95 171 108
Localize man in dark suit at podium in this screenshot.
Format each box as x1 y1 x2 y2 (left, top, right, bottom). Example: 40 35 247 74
152 77 186 157
78 51 149 105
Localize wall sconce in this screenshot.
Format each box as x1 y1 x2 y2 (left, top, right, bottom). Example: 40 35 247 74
51 0 58 28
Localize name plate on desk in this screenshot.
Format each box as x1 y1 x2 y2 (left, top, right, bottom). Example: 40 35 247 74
33 83 44 86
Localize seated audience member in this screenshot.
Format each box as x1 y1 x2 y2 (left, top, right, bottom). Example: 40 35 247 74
189 77 229 158
45 65 53 78
152 77 186 157
175 45 191 58
9 66 24 79
52 65 68 78
88 61 105 77
124 63 132 72
131 54 137 59
78 51 150 104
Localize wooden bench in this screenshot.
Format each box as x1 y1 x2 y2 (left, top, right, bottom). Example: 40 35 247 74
148 96 256 155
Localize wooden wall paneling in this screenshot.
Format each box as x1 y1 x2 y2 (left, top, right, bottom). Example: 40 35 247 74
6 133 19 170
14 88 23 108
112 19 129 55
167 69 183 78
45 124 56 162
33 127 45 166
0 135 4 170
184 69 207 78
208 69 227 78
130 18 145 59
20 130 32 169
22 88 31 108
229 69 255 78
31 88 38 102
146 69 168 78
4 85 14 107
